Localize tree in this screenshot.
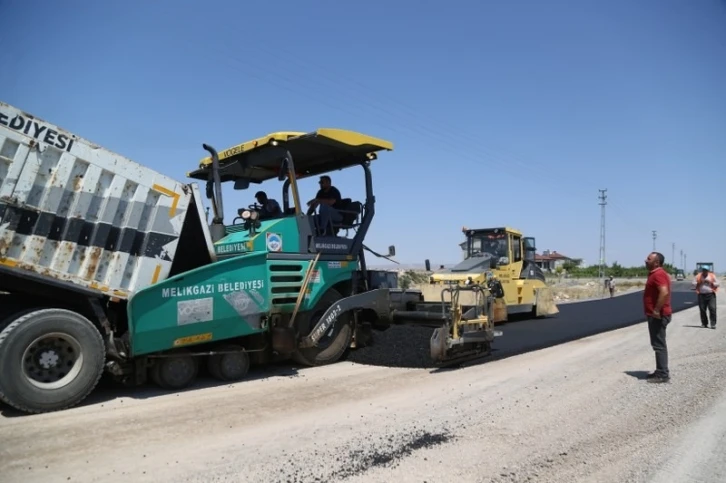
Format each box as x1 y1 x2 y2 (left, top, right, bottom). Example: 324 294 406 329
562 258 583 272
608 261 624 278
399 270 429 289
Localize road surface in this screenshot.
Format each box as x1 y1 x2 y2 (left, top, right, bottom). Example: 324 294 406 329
0 284 724 483
345 281 697 369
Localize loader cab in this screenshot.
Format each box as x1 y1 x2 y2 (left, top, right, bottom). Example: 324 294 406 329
186 129 393 260
464 227 519 268
462 227 545 283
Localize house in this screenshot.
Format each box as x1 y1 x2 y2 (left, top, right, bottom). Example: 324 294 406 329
534 250 574 271
458 240 575 271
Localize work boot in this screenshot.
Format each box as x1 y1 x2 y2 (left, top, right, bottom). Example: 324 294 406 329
647 375 670 383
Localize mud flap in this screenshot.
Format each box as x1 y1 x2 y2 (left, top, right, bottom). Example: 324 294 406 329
535 287 559 316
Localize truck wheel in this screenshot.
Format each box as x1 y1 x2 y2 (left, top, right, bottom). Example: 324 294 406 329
149 349 199 390
0 308 35 333
0 308 105 414
292 288 353 367
207 344 250 381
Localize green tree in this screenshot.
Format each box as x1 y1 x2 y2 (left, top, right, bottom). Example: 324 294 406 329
561 258 583 272
399 270 429 289
608 261 624 277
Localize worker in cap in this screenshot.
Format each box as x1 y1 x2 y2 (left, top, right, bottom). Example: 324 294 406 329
692 265 719 329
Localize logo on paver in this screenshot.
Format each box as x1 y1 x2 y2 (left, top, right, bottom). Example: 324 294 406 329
266 232 282 252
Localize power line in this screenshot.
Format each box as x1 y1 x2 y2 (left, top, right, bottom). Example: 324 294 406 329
188 37 599 198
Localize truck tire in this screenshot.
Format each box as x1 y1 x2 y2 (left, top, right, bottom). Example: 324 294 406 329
0 309 32 333
292 288 353 367
149 349 199 390
0 296 38 332
207 344 250 382
0 308 105 414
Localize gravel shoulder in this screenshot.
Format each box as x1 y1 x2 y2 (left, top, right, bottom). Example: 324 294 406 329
0 297 724 483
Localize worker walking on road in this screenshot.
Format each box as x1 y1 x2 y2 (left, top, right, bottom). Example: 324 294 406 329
643 252 672 383
692 266 719 329
607 276 615 298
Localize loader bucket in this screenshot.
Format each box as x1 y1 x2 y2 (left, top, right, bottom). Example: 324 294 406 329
535 287 559 317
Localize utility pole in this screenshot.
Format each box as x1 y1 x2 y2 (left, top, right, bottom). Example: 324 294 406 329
680 249 683 270
684 253 687 273
598 189 607 283
652 230 657 251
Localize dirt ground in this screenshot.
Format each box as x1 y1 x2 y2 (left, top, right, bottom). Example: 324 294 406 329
0 298 724 483
408 276 648 303
548 277 646 303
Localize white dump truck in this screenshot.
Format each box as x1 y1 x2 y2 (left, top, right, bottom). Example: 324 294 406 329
0 100 216 413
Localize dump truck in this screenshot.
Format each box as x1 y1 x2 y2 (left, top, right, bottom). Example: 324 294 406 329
0 101 500 414
420 226 559 323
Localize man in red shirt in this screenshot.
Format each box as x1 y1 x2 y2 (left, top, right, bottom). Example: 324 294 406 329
643 251 672 383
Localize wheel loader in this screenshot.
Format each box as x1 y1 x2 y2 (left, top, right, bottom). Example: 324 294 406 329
0 100 501 414
419 226 559 323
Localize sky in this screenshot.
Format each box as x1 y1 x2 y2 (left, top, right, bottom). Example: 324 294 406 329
1 0 724 271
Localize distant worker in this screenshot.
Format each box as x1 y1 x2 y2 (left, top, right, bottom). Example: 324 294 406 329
307 175 343 236
692 266 719 329
254 191 281 220
643 252 672 383
607 276 615 298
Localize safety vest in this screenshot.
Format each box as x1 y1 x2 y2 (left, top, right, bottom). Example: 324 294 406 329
696 272 719 293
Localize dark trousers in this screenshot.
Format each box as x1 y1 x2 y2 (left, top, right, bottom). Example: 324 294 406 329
697 293 717 327
648 315 671 377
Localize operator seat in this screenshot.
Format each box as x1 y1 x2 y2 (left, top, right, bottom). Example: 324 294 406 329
332 198 362 236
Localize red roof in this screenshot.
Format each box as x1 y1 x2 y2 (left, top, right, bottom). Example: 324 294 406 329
535 251 572 261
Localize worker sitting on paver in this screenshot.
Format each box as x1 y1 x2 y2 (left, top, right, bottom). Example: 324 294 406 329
692 266 719 329
254 191 282 220
306 175 343 236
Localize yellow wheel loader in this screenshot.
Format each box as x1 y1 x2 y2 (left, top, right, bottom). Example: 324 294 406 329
420 227 559 323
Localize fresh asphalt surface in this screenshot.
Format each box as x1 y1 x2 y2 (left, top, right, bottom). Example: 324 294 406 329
490 281 696 360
